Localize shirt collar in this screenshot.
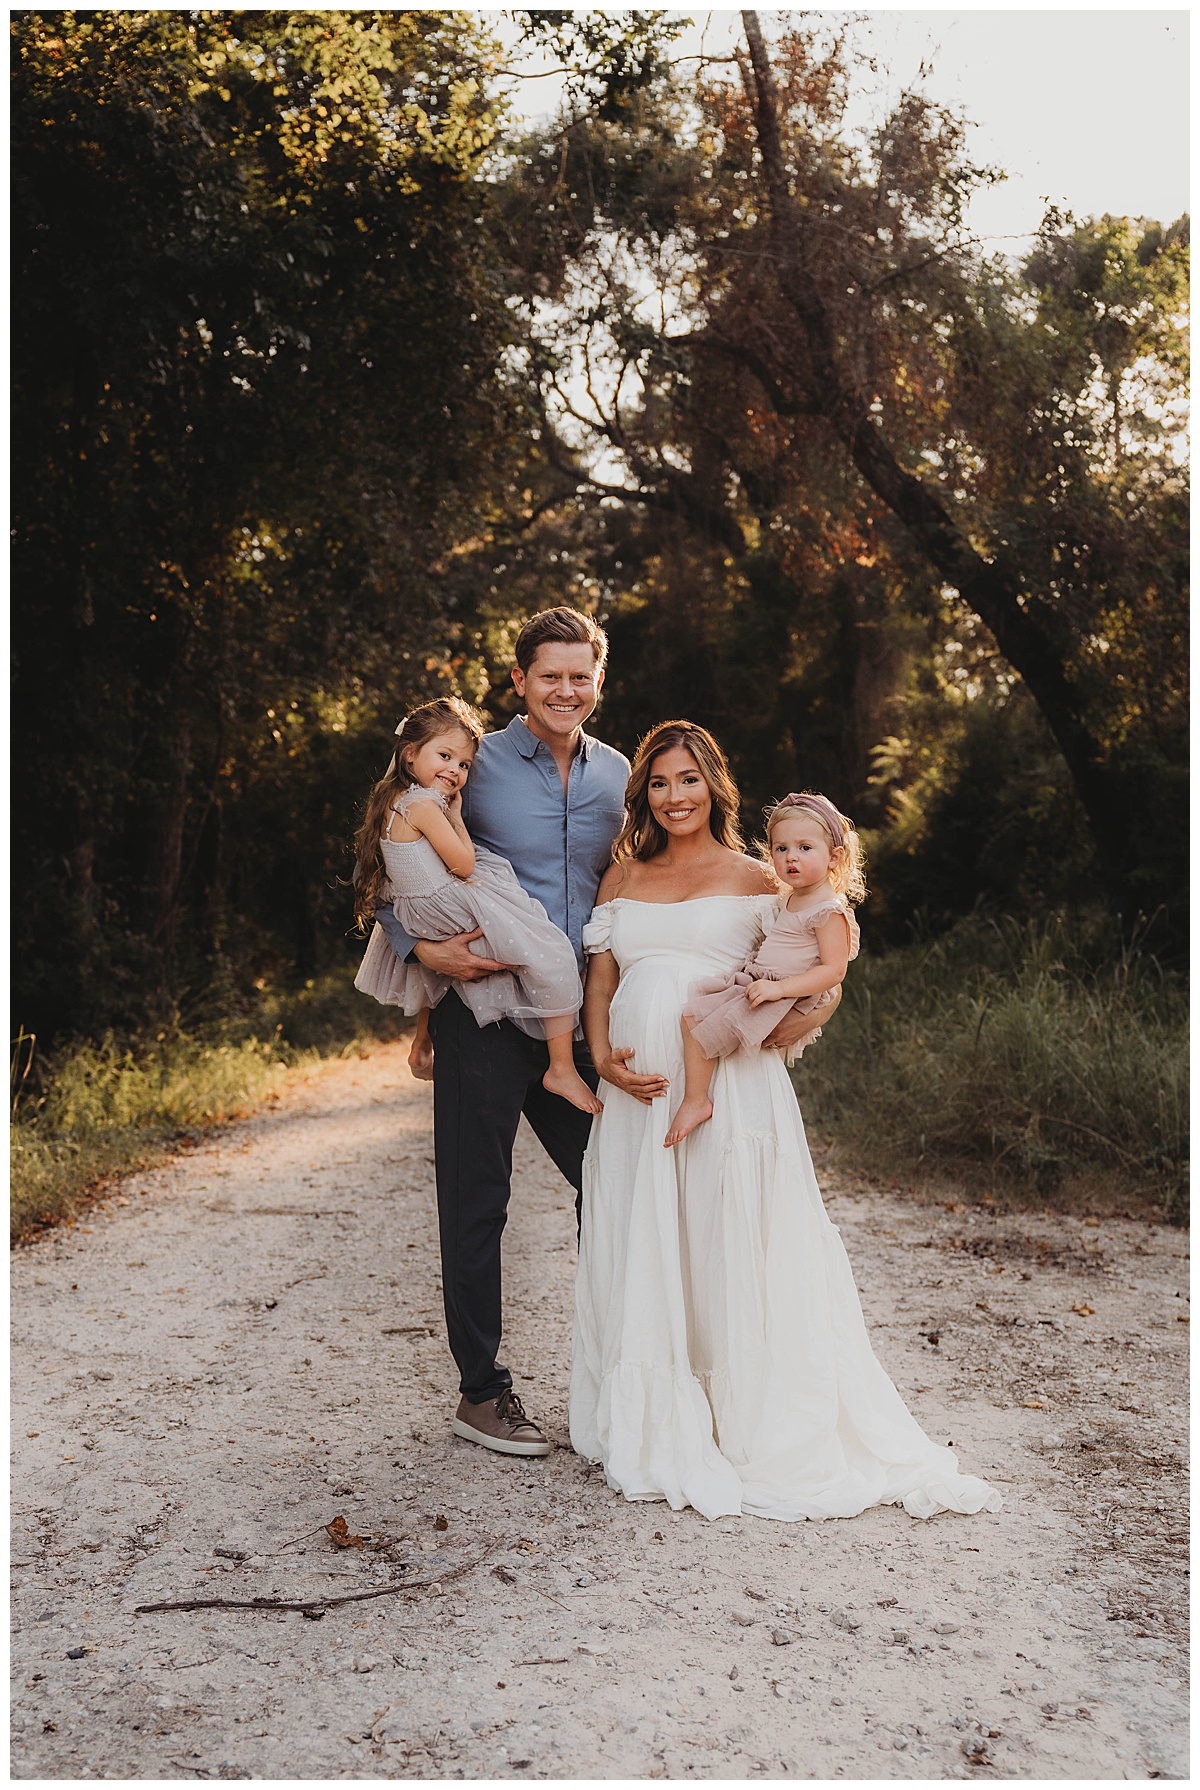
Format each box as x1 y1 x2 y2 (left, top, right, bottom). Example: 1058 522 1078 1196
511 715 593 761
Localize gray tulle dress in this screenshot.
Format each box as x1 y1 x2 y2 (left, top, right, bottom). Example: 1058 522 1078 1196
684 891 860 1058
353 786 583 1039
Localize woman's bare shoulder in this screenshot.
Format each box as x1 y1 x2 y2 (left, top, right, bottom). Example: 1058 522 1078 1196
596 859 635 902
731 852 781 895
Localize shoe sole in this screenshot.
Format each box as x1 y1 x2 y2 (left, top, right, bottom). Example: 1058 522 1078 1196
451 1417 551 1457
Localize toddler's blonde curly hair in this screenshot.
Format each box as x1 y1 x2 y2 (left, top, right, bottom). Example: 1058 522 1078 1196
764 791 867 905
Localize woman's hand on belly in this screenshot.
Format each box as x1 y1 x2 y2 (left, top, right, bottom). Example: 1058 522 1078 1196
595 1045 670 1106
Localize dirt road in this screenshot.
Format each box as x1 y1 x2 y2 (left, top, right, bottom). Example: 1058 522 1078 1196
11 1043 1189 1779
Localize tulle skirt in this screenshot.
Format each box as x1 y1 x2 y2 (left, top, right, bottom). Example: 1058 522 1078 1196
354 847 582 1041
685 959 834 1057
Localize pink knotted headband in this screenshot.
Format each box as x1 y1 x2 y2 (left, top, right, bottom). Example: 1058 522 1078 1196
767 791 846 849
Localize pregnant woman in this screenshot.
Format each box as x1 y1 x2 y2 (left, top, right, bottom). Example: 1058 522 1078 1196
570 720 1001 1524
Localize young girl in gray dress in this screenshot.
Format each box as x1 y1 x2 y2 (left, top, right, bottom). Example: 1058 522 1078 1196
353 697 601 1115
664 791 863 1145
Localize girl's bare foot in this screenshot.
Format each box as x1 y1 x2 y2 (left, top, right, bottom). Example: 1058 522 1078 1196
408 1036 434 1082
543 1064 603 1114
664 1095 713 1146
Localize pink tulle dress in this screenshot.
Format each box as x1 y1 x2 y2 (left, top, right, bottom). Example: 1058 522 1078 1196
353 786 583 1040
684 891 860 1058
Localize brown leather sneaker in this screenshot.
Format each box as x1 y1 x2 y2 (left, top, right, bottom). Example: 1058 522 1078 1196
452 1388 551 1457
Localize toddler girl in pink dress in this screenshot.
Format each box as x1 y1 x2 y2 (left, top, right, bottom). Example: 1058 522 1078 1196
664 791 863 1145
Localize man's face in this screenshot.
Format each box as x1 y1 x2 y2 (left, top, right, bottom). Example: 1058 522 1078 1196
512 643 604 743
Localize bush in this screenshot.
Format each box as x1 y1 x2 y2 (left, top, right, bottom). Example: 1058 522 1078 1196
10 972 411 1241
795 912 1188 1220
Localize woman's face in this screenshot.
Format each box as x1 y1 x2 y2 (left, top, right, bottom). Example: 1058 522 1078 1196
646 745 713 842
405 728 476 798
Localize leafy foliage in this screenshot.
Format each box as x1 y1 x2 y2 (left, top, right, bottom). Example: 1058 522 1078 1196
12 10 534 1038
10 10 1190 1079
498 18 1188 926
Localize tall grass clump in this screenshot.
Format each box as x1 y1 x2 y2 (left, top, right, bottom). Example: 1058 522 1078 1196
10 972 410 1241
796 912 1188 1221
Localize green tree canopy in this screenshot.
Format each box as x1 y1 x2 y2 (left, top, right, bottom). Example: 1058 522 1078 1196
12 9 543 1036
497 14 1188 924
11 10 1189 1052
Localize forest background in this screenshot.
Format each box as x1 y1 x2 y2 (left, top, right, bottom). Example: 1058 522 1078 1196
10 9 1189 1235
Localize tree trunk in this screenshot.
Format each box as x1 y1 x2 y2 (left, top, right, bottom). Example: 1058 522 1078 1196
154 713 192 988
71 832 97 940
739 11 1142 894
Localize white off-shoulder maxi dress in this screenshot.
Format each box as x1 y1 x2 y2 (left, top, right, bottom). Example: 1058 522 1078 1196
569 894 1002 1524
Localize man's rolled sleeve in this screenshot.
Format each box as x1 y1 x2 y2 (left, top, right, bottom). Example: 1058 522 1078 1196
375 902 418 962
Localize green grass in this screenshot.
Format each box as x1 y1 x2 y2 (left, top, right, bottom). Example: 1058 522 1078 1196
794 912 1189 1221
14 919 1189 1239
10 972 410 1242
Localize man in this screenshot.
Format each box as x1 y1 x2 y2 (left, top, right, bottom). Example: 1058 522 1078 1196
377 607 822 1456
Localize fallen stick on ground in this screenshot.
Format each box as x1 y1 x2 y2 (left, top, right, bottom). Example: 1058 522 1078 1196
134 1543 496 1616
274 1523 333 1551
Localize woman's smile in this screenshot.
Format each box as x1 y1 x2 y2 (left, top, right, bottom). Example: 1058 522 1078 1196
647 747 713 837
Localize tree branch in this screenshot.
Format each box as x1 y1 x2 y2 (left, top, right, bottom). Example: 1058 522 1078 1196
539 411 747 557
681 331 820 417
136 1542 497 1617
739 10 1125 863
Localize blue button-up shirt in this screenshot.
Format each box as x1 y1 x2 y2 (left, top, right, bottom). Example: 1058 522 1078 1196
374 716 629 971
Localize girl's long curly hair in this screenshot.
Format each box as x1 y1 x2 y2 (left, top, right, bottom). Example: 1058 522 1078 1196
352 697 484 931
613 720 744 862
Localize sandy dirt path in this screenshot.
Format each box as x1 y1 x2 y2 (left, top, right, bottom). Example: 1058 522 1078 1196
11 1043 1189 1780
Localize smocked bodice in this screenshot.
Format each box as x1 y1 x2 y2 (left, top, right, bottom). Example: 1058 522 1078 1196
380 833 458 899
381 788 458 899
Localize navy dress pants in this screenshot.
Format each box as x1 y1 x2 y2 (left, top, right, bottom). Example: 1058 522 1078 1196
427 991 597 1404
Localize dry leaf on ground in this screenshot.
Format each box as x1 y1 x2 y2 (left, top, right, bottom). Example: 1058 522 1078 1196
326 1515 366 1549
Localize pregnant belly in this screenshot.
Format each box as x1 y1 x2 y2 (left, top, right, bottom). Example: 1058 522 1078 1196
609 961 699 1076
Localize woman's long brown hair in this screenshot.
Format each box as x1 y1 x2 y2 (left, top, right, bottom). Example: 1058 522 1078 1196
613 720 744 862
352 697 484 931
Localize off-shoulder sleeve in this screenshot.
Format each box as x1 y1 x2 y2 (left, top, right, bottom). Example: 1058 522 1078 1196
581 901 616 955
756 891 786 928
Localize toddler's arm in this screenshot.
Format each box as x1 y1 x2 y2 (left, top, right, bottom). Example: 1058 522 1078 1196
406 792 475 879
746 912 853 1007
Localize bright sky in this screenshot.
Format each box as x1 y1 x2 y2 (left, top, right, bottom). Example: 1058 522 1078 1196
489 8 1189 245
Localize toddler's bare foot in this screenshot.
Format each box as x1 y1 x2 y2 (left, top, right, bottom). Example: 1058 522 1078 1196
408 1037 434 1082
543 1064 603 1115
664 1096 713 1146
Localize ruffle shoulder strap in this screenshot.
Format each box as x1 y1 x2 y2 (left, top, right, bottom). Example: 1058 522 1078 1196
394 784 448 819
581 902 615 955
796 893 860 961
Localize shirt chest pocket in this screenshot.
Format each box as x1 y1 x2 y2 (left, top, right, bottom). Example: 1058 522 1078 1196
586 800 625 855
